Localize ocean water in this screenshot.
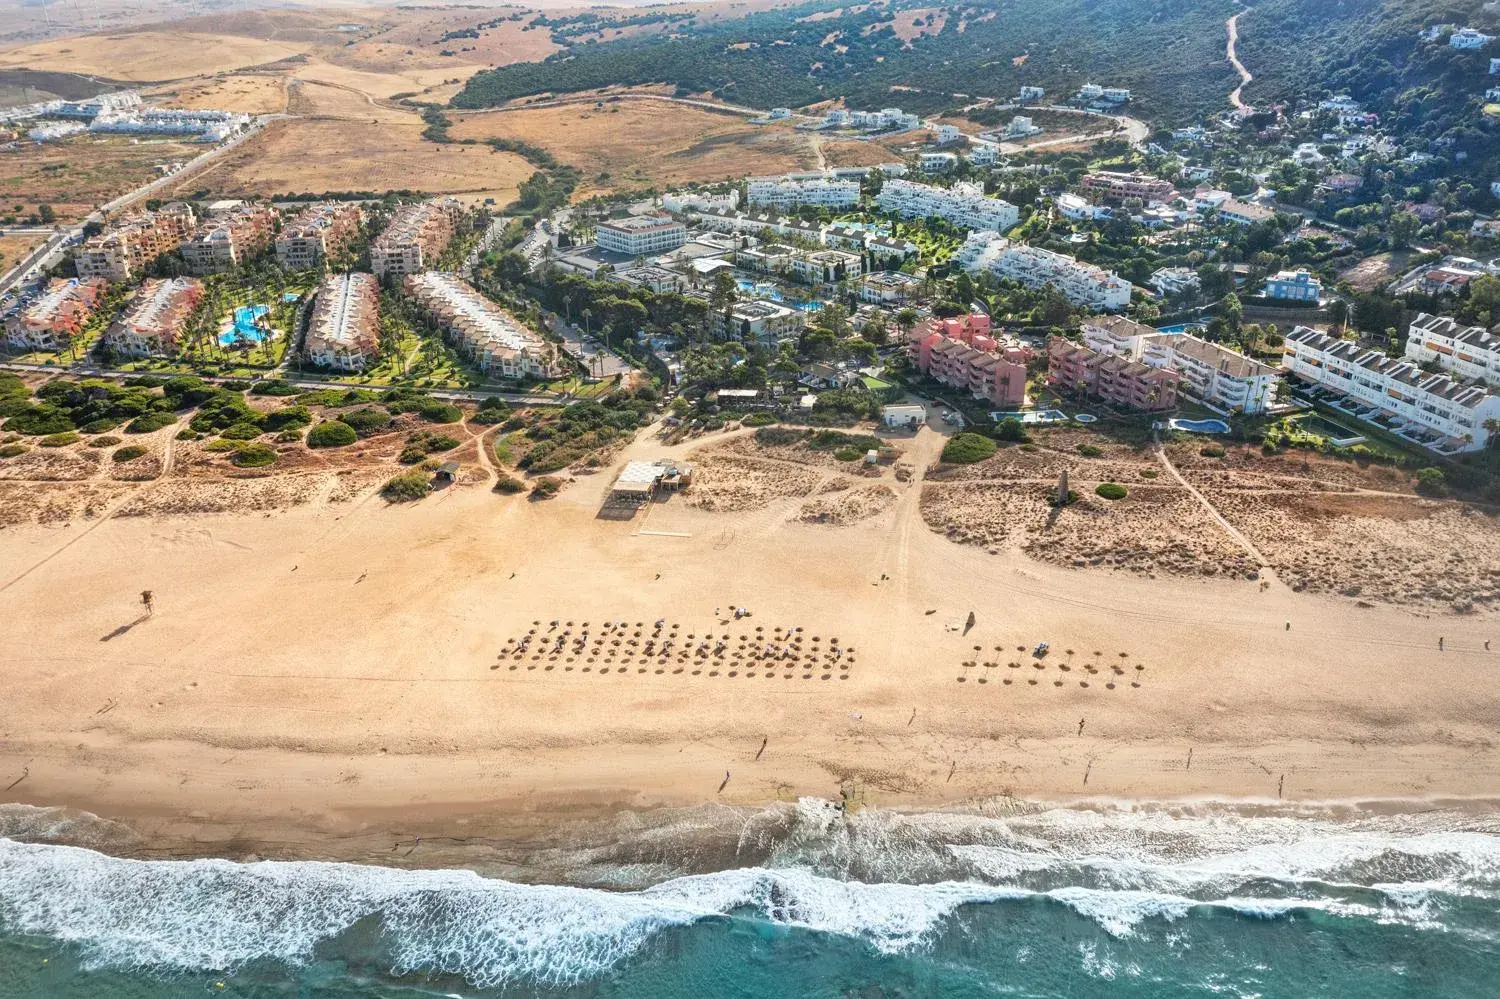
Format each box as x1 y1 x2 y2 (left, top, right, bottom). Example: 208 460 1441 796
2 800 1499 997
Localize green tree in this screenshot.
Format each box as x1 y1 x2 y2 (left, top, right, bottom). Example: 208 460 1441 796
1388 212 1420 250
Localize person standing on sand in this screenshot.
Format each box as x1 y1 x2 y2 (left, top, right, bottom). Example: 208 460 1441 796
140 590 154 617
1440 637 1445 651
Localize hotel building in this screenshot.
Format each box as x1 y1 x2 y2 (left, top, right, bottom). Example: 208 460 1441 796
1080 170 1176 204
746 174 861 210
595 214 687 256
74 203 196 282
371 199 464 279
403 272 562 380
100 277 203 358
275 202 364 270
1284 326 1500 452
304 273 380 372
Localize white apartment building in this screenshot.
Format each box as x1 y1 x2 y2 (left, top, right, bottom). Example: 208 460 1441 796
1018 86 1045 102
404 272 561 380
933 124 961 145
1218 199 1277 225
788 249 863 285
989 244 1131 311
371 199 464 279
968 142 1000 166
859 271 923 304
876 179 1019 232
746 174 861 210
919 152 958 174
956 230 1010 272
1150 266 1201 297
101 277 203 358
1284 326 1500 452
74 203 196 281
1057 192 1110 222
304 272 380 372
661 189 740 214
595 214 686 256
1081 315 1281 414
1405 313 1500 389
275 202 364 270
711 298 803 344
1451 28 1494 49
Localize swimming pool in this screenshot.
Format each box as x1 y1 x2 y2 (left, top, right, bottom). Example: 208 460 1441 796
1155 323 1205 335
1167 418 1230 434
990 409 1068 424
735 279 822 312
219 304 270 346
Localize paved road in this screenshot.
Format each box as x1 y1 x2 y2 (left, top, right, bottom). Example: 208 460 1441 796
0 116 274 298
546 314 638 380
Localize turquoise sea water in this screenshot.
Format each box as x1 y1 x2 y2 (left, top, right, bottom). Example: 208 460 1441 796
3 801 1499 997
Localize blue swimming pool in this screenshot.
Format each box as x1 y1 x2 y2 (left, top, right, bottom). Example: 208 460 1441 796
219 304 269 346
1155 323 1204 335
735 279 822 311
1168 418 1230 434
990 409 1068 424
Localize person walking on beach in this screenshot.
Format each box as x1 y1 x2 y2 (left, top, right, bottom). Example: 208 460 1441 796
1439 636 1445 651
1285 621 1291 631
140 590 154 617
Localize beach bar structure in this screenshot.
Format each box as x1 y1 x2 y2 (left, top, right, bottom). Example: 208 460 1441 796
606 459 694 508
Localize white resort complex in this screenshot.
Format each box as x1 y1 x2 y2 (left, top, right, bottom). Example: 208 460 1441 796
989 244 1132 311
746 173 862 210
595 214 687 256
1404 313 1500 389
876 180 1020 232
403 272 562 380
1284 326 1500 452
74 203 197 282
304 273 381 372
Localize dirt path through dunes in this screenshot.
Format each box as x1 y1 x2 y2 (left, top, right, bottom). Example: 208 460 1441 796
1155 435 1271 572
1227 12 1253 111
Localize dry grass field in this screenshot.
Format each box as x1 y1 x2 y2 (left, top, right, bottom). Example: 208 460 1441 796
0 32 310 81
450 101 819 194
0 232 46 271
145 75 289 115
175 116 531 202
0 135 198 221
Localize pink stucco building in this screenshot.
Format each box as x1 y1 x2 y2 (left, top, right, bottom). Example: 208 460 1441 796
911 313 1028 407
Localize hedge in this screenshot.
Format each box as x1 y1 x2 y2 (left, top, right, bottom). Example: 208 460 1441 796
338 407 392 435
381 470 431 501
307 421 358 448
941 432 997 464
126 412 177 434
112 444 149 462
231 443 278 468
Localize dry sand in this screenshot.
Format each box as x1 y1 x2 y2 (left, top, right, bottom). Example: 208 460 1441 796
0 32 309 81
2 417 1499 866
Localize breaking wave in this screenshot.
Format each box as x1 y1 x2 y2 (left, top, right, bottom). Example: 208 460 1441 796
2 800 1499 988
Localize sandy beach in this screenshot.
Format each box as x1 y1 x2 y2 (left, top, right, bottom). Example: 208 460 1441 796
2 418 1499 873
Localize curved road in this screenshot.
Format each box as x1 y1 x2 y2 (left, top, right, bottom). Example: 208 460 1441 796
1227 12 1253 111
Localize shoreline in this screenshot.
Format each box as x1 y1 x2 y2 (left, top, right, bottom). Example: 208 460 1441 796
4 424 1499 886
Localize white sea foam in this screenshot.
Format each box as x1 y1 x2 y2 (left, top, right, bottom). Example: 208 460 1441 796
2 802 1497 987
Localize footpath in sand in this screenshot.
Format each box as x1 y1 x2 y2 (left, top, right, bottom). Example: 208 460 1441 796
1 418 1498 869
